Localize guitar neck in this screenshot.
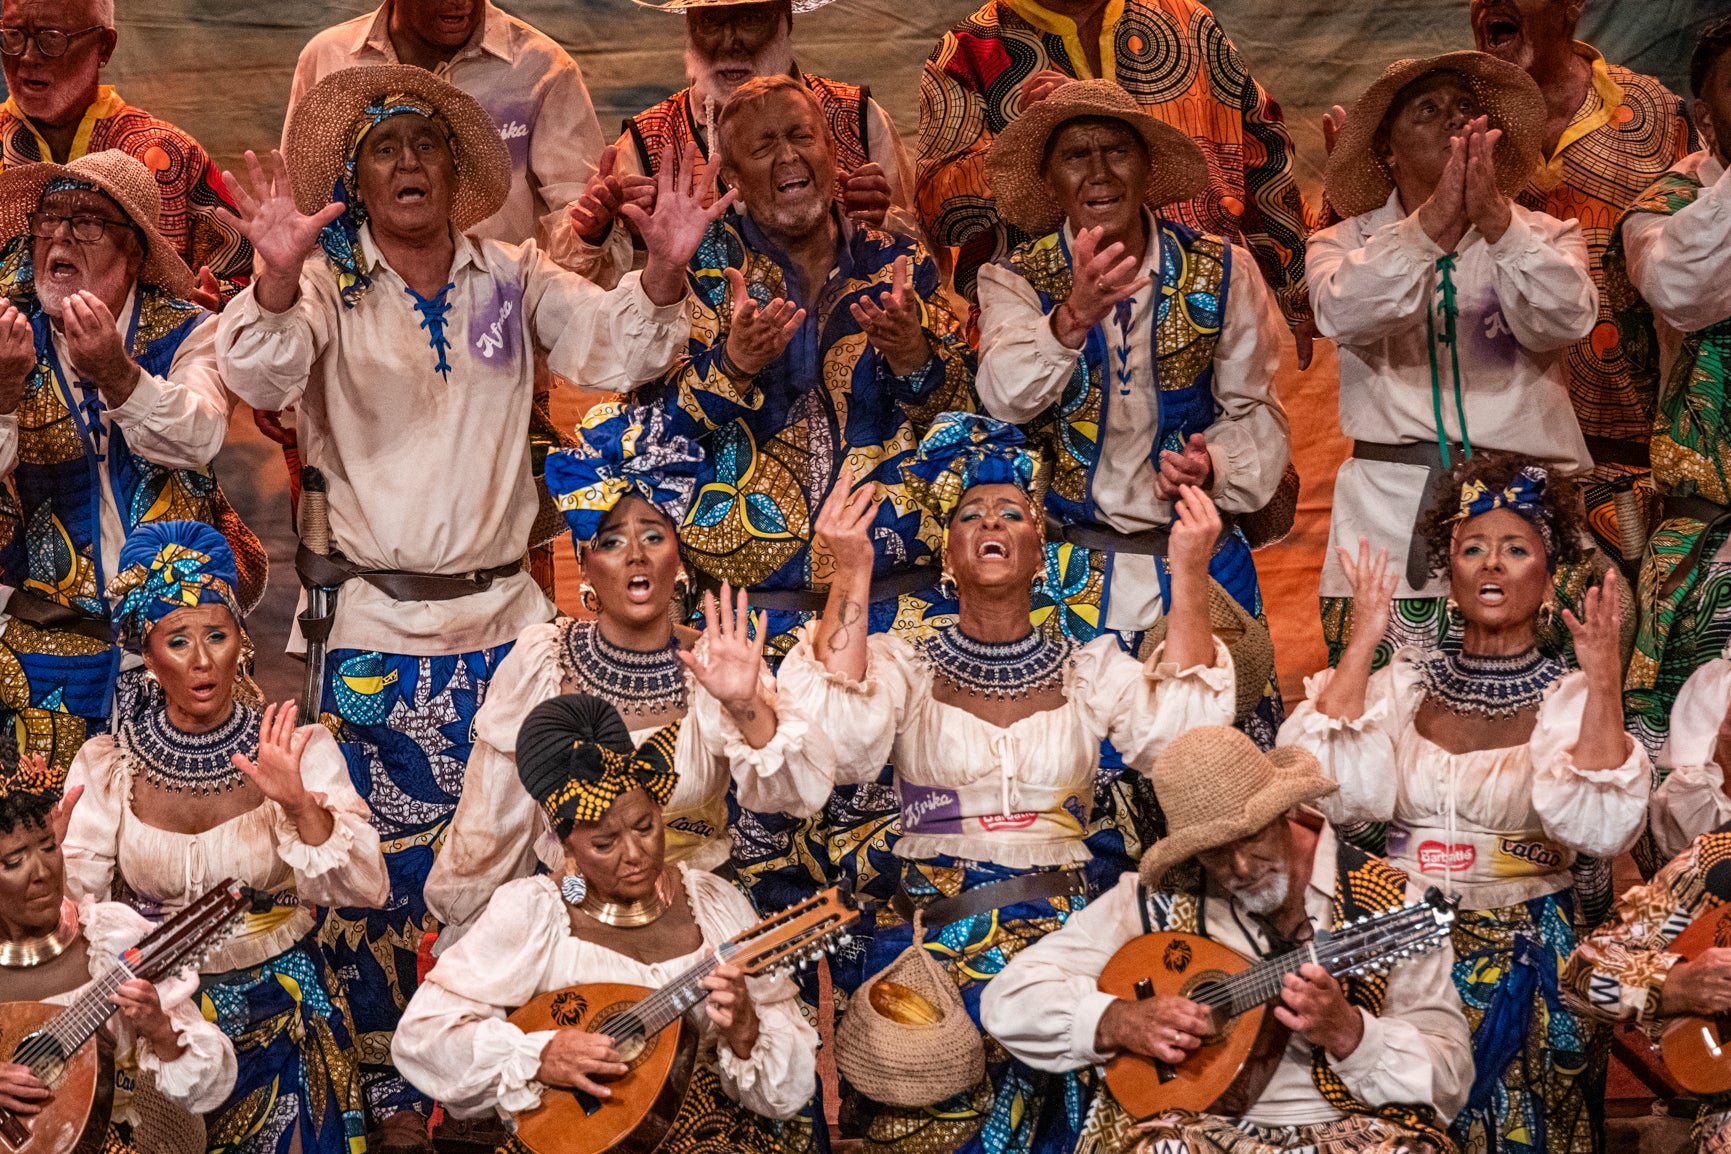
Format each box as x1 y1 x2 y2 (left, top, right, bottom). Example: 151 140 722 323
606 948 728 1041
12 963 133 1079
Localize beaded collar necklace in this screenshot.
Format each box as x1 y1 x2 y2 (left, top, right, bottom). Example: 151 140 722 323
561 620 687 717
917 624 1073 700
119 703 261 795
1418 648 1563 719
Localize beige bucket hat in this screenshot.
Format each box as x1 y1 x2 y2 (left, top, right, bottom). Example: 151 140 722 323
1324 50 1545 219
986 78 1208 236
0 151 196 300
283 63 511 232
1139 726 1337 887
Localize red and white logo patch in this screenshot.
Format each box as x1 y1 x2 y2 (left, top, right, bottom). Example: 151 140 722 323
1417 841 1476 873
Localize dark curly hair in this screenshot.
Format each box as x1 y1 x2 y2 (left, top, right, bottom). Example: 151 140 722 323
0 789 57 838
1416 449 1589 580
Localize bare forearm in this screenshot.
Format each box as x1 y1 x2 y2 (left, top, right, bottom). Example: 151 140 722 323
283 798 334 847
811 567 872 681
721 690 778 750
1160 567 1213 671
1573 675 1629 771
1316 640 1376 721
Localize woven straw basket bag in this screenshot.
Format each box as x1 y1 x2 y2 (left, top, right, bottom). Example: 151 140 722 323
835 911 985 1108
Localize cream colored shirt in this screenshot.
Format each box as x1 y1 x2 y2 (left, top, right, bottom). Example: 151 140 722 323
979 825 1473 1128
394 867 818 1122
215 228 687 656
287 2 606 251
1308 195 1597 598
1651 657 1731 860
976 215 1291 632
1620 150 1731 383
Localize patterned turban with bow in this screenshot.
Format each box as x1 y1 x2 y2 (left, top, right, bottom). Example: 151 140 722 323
900 411 1037 522
545 402 704 548
1455 466 1556 563
516 694 682 832
107 521 244 649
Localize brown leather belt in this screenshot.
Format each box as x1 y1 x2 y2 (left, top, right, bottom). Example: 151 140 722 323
1046 513 1233 558
3 588 112 642
695 566 942 614
1351 440 1469 590
1585 435 1651 471
893 866 1087 930
296 545 523 604
1659 492 1731 598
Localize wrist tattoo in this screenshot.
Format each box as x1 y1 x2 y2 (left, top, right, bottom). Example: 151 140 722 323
826 594 863 654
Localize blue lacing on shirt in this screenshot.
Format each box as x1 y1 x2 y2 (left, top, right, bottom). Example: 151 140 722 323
405 281 457 379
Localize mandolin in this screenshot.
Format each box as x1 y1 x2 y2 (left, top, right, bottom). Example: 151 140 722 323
0 880 250 1154
1098 886 1456 1120
1660 896 1731 1094
504 886 857 1154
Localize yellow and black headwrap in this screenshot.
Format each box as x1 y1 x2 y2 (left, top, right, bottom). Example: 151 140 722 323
516 694 682 829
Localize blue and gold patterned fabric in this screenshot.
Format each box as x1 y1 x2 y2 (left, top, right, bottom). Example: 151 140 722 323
901 411 1036 520
0 237 257 771
638 210 978 657
545 400 702 547
106 520 243 648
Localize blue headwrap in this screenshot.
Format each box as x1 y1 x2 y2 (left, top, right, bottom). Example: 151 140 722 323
107 521 244 649
319 93 457 309
1455 466 1556 561
901 411 1037 521
545 402 704 547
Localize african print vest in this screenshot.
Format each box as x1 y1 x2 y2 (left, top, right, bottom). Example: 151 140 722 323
625 74 871 186
1138 841 1450 1140
1001 221 1254 642
0 246 253 623
1606 170 1731 506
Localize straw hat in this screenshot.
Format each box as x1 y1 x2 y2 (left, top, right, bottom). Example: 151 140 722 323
284 64 511 232
1138 727 1337 887
0 151 196 300
1324 51 1545 219
633 0 840 11
1142 579 1275 724
986 79 1208 236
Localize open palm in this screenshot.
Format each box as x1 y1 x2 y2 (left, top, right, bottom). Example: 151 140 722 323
626 141 737 272
219 149 345 283
680 583 764 707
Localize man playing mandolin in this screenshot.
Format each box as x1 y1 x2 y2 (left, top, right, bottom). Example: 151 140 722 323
0 754 235 1154
393 692 819 1153
981 726 1472 1154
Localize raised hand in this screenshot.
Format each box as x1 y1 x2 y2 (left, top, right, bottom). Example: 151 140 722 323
1052 225 1149 349
1337 537 1397 655
701 960 761 1059
1321 104 1348 156
569 145 657 245
232 702 333 845
0 300 35 413
680 583 766 712
723 266 804 378
1167 483 1221 582
44 750 83 844
1274 964 1364 1060
536 1029 629 1099
62 290 139 400
187 266 223 312
112 978 183 1057
841 162 893 230
1563 568 1621 687
849 256 930 377
631 141 739 307
218 149 345 312
1020 69 1073 108
1154 433 1214 500
1095 992 1214 1066
1416 133 1468 252
815 477 881 582
1461 118 1511 243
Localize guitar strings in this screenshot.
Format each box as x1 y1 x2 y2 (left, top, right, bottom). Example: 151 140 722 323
1186 905 1438 1014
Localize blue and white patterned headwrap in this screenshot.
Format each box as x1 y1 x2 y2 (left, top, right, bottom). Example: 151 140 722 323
545 402 704 546
1455 465 1556 562
106 521 244 649
901 411 1037 521
319 93 458 309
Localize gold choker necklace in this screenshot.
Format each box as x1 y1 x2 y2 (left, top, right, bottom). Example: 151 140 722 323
0 898 80 967
580 877 671 928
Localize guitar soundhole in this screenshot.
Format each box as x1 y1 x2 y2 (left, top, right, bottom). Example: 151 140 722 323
595 1003 659 1072
1176 971 1233 1045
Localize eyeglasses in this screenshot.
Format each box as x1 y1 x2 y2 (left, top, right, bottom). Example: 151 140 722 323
27 212 132 244
0 26 105 58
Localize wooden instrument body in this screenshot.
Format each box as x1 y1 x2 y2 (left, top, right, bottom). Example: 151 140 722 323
505 982 698 1154
0 1002 109 1154
1098 932 1287 1119
1661 902 1731 1094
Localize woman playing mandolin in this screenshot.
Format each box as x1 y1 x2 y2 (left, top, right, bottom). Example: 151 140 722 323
780 412 1235 1152
1280 451 1648 1154
425 401 823 946
393 693 817 1152
0 755 235 1154
58 522 390 1154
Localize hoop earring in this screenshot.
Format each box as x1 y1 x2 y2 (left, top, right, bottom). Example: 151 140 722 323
938 570 958 600
674 568 692 594
560 873 588 906
579 582 599 614
1539 599 1557 627
1031 570 1048 596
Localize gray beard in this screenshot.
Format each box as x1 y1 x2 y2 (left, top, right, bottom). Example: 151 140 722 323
36 281 71 317
684 33 797 118
1226 871 1290 916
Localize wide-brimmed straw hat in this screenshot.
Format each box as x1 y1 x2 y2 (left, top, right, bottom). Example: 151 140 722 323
1325 50 1544 219
284 64 510 232
634 0 840 12
1139 727 1337 887
0 151 196 300
986 79 1208 236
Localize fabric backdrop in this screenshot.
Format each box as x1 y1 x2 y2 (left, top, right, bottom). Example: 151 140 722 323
48 0 1730 703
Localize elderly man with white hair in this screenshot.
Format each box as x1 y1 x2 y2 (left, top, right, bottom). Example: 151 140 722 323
560 0 917 287
0 0 252 303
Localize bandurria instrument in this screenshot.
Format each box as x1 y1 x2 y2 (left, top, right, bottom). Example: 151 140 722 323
1098 887 1457 1119
504 887 857 1154
1659 863 1731 1095
0 881 249 1154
